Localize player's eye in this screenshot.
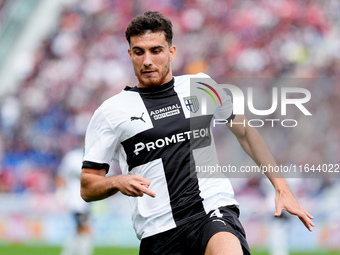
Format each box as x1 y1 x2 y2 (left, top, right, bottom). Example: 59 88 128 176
134 51 143 56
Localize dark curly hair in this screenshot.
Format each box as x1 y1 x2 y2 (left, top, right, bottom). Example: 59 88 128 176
125 11 173 46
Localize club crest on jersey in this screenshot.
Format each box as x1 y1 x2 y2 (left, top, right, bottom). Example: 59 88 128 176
183 96 199 113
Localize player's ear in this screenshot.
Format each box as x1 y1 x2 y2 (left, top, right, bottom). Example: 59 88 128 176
128 48 132 60
169 45 176 61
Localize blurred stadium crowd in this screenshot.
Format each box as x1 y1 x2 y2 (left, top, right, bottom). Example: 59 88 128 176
0 0 339 198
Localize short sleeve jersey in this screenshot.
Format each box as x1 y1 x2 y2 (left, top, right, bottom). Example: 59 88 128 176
82 73 238 239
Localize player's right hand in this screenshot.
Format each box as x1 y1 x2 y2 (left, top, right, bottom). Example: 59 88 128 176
115 174 156 198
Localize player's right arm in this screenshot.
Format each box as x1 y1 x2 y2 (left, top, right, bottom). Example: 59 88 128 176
80 168 156 202
81 103 155 202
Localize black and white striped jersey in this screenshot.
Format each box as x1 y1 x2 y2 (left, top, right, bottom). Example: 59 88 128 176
82 73 238 239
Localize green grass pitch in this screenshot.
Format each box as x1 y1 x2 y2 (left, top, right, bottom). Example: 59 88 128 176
0 245 339 255
0 246 138 255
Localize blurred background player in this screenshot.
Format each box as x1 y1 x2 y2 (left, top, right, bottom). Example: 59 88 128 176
56 147 93 255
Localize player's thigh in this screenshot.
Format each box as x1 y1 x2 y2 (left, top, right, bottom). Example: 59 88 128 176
205 231 243 255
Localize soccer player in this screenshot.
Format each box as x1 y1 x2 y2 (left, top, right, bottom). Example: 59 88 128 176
80 11 314 255
57 148 93 255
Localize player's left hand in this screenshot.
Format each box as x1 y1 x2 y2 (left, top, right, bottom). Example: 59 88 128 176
274 186 315 232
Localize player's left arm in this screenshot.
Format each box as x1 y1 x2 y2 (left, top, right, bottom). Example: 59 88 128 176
227 115 315 231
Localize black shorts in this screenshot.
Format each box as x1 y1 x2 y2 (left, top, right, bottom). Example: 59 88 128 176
139 205 250 255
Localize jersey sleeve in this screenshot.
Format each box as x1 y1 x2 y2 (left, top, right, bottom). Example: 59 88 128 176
82 108 117 173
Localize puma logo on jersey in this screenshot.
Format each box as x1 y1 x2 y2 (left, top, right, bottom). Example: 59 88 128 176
131 113 145 123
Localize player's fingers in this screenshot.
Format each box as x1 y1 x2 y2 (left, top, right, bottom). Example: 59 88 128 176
303 212 315 228
274 203 283 217
139 184 156 198
303 209 314 219
133 175 151 186
125 186 144 197
127 175 155 197
141 183 150 189
132 176 155 197
296 208 315 231
299 215 314 232
297 208 315 223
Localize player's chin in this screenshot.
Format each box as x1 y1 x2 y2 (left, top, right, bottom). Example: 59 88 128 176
140 77 162 87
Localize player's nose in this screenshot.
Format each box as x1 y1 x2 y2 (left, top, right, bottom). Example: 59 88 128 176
143 52 153 67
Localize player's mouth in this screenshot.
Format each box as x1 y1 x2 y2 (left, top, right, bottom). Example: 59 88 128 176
142 70 157 76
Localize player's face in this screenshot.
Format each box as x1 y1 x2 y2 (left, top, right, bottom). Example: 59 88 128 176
128 31 176 88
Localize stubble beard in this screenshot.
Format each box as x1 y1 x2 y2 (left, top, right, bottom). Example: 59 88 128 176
136 63 171 88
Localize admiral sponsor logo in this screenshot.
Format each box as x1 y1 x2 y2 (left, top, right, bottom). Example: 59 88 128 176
150 104 181 120
133 128 209 155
